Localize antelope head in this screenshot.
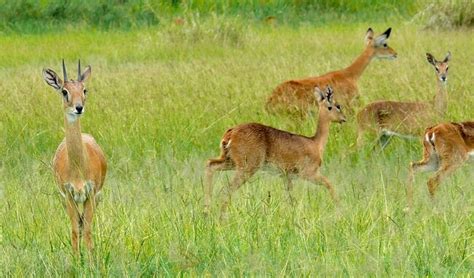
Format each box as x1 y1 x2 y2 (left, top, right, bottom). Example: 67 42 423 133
315 86 347 124
43 60 92 123
364 27 397 60
426 52 450 84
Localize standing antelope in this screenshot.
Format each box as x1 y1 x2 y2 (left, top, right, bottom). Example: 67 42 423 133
356 52 451 148
205 86 346 218
265 27 397 117
406 121 474 209
42 60 107 255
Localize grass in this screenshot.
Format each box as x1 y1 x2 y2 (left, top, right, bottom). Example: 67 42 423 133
0 19 473 275
0 0 419 33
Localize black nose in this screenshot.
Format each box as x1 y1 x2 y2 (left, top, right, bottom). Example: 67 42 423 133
76 105 83 113
441 76 446 81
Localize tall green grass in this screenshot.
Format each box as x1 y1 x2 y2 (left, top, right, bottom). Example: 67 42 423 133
0 20 473 275
0 0 419 33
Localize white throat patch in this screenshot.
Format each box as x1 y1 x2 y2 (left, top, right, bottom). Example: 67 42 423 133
66 112 80 123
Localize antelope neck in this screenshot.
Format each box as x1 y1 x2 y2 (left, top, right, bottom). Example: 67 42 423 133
64 116 87 179
311 110 331 148
433 79 448 116
343 47 373 79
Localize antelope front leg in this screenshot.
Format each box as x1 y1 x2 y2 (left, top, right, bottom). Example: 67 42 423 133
65 196 81 255
82 195 96 253
305 174 339 204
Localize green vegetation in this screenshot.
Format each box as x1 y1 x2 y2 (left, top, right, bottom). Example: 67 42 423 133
1 2 473 276
0 0 419 33
412 0 474 29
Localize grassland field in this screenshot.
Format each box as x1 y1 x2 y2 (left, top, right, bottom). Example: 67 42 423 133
0 18 473 276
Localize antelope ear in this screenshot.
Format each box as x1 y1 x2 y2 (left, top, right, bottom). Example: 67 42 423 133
80 65 92 82
381 27 391 39
42 68 63 90
426 53 436 65
443 51 451 63
364 27 374 45
374 28 391 46
314 86 325 102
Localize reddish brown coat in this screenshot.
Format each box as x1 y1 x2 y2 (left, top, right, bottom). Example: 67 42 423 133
265 28 397 117
205 86 346 218
356 52 451 148
43 62 106 256
407 121 474 209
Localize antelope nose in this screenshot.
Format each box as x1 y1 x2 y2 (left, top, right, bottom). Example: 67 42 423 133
441 76 447 81
76 105 83 113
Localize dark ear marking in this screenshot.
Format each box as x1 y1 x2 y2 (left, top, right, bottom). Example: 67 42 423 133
365 27 374 42
382 27 392 39
426 53 436 65
42 68 63 90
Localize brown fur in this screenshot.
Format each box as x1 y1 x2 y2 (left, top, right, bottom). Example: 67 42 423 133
205 87 346 218
406 121 474 209
265 28 397 117
357 52 451 148
43 62 107 256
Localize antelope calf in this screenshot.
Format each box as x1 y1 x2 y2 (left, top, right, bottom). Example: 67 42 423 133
406 121 474 209
356 52 451 148
265 27 397 117
43 61 107 255
205 86 346 218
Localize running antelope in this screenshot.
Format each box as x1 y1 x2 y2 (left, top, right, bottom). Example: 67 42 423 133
406 121 474 209
42 61 107 255
265 27 397 117
356 52 451 148
205 86 346 218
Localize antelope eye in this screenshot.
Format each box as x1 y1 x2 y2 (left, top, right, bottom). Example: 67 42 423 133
328 106 333 111
435 67 439 72
61 89 68 96
336 104 341 110
446 67 449 71
383 43 387 47
83 89 88 95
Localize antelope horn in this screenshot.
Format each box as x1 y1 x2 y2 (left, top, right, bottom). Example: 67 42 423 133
326 85 333 97
78 59 81 80
62 59 68 81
